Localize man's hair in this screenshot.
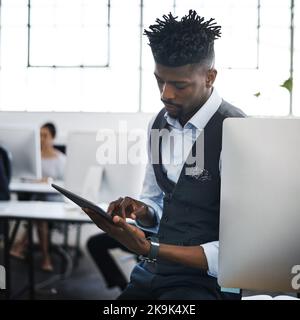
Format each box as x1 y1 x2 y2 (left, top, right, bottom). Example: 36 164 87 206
144 10 221 67
42 122 56 138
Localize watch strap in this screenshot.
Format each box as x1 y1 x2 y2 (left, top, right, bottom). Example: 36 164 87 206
139 236 159 263
147 236 160 261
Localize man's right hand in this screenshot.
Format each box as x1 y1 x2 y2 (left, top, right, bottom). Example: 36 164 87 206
107 196 155 227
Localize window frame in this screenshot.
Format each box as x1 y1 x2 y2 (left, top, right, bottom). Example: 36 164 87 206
27 0 111 68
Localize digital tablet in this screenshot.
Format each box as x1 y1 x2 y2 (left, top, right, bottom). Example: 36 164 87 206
51 183 114 223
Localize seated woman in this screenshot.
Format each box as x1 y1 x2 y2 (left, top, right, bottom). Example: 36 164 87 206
10 122 66 271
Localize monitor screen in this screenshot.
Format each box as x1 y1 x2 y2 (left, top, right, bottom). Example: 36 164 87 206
65 131 146 203
219 117 300 292
0 126 42 180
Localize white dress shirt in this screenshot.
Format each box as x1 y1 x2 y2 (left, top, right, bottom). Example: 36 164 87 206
138 88 221 278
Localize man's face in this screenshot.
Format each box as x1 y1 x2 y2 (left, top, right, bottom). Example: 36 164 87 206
154 63 217 123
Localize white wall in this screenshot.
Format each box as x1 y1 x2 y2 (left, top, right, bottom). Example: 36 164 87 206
0 111 155 144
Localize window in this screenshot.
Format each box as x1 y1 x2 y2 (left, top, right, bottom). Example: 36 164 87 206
0 0 297 115
0 0 140 112
141 0 291 116
28 0 110 67
293 0 299 116
216 0 291 116
0 0 2 69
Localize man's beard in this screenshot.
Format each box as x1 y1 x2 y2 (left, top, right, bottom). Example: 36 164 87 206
162 100 182 119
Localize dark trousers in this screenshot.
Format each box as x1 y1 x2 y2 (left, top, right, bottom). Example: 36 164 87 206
118 263 242 300
87 233 137 290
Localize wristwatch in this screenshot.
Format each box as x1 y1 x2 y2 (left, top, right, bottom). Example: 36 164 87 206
139 236 160 263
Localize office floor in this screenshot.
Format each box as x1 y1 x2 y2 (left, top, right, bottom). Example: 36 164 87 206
0 242 124 300
1 239 297 300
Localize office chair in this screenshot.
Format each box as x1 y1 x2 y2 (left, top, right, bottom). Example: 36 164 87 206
54 144 67 155
0 145 12 238
0 145 12 188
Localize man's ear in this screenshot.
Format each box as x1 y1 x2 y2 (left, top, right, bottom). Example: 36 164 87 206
206 69 217 88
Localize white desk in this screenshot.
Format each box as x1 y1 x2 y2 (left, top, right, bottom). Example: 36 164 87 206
0 201 92 222
9 180 63 194
0 200 107 299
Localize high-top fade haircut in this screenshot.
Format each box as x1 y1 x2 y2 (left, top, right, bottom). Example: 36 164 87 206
144 10 221 67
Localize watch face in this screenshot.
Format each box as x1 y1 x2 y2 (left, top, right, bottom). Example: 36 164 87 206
148 236 159 244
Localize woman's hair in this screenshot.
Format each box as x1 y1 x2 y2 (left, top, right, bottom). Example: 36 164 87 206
42 122 56 138
144 10 221 67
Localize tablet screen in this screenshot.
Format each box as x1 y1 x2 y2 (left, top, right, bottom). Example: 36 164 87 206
51 183 114 223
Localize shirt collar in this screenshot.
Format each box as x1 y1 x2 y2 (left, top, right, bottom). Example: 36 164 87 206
164 88 222 130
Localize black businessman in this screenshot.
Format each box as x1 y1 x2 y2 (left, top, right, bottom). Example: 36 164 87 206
84 10 245 300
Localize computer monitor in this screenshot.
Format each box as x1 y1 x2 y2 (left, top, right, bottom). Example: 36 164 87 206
218 117 300 292
0 126 42 180
64 131 146 203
